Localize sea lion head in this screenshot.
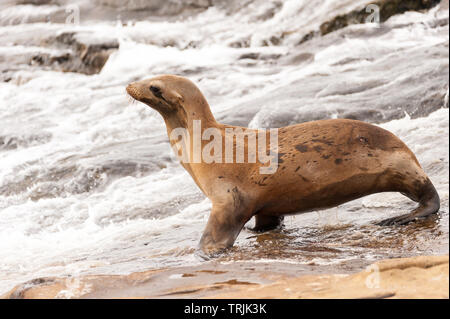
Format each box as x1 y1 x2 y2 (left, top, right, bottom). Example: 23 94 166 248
126 74 185 115
126 74 209 119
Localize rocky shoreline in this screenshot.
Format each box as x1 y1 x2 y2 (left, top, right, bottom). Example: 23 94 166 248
2 255 448 299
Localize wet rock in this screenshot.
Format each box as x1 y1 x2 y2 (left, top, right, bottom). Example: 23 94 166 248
0 136 18 150
0 2 69 26
213 255 449 299
2 255 448 299
251 1 283 21
6 277 56 299
232 36 449 128
16 0 53 4
238 52 282 61
178 66 209 76
297 31 318 45
32 31 119 75
286 52 315 65
96 0 212 10
264 35 282 46
295 0 442 45
0 133 52 150
316 79 385 97
341 109 386 122
0 158 158 200
445 88 449 108
238 52 260 60
319 0 441 36
228 37 251 48
93 0 213 16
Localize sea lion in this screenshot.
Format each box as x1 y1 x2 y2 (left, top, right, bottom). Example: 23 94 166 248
126 74 440 255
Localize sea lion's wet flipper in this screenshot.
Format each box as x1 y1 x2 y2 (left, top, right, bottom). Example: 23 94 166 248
377 178 440 226
249 215 284 232
199 201 251 255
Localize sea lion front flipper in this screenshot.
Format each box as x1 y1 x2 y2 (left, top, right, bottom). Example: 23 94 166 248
199 192 252 256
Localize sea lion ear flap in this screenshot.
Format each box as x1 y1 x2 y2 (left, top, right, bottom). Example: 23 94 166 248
171 89 184 103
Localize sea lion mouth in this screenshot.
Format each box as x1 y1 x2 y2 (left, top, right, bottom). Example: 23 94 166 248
126 83 140 100
126 84 173 115
141 97 165 108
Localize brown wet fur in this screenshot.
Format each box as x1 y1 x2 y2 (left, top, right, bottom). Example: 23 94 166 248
127 75 441 256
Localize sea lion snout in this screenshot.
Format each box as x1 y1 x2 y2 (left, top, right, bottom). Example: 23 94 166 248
127 82 145 102
126 82 140 100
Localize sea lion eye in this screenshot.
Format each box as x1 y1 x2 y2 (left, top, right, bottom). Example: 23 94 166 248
150 86 162 97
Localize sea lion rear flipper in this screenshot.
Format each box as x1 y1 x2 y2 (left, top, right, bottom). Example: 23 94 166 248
248 215 284 232
377 177 440 226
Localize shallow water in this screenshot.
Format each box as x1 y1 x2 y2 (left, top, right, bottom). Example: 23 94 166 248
0 0 448 294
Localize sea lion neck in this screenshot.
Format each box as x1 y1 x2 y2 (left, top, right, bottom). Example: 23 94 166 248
163 98 220 135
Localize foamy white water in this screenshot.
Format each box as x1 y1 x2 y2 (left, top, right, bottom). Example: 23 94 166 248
0 0 448 294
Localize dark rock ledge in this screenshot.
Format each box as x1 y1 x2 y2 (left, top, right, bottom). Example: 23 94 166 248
31 31 119 75
298 0 442 44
